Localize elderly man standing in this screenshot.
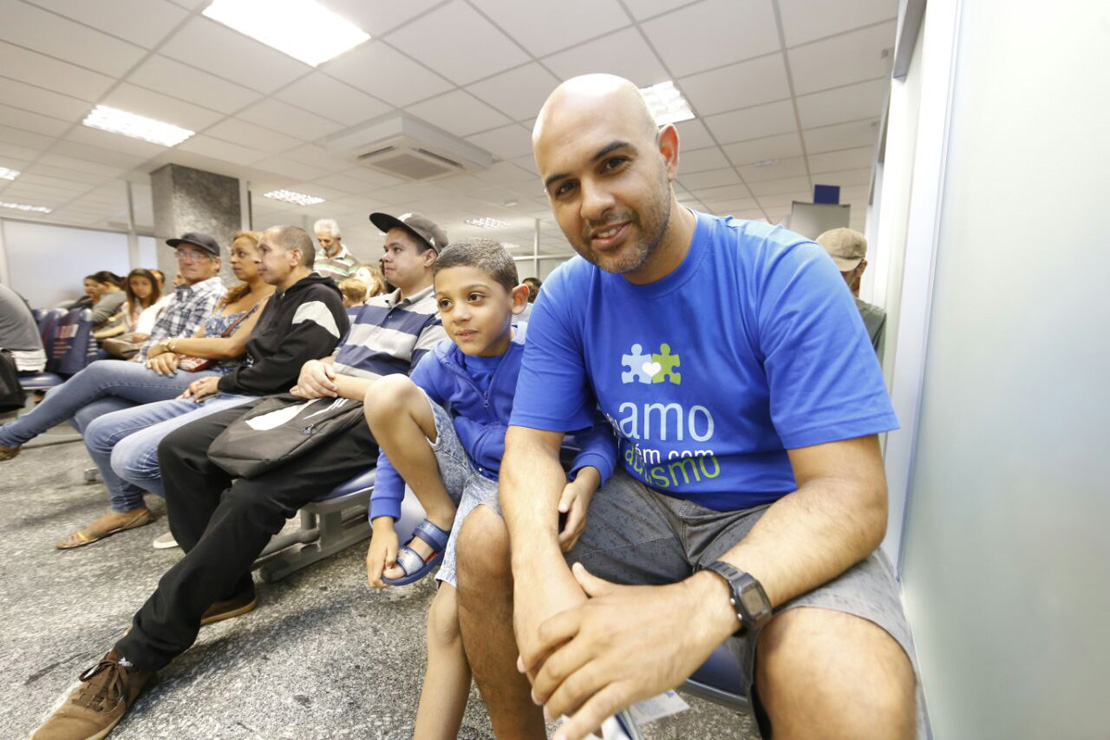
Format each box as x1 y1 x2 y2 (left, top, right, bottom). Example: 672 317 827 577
454 74 921 740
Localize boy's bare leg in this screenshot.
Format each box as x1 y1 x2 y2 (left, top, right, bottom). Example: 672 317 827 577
414 585 472 740
364 375 457 575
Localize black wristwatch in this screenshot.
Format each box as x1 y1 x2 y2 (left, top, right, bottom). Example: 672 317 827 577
701 561 773 636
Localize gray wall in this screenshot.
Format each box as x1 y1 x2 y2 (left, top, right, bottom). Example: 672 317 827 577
900 0 1110 737
1 219 130 307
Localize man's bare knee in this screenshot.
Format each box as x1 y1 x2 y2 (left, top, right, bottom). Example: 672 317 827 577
756 607 915 740
456 505 511 595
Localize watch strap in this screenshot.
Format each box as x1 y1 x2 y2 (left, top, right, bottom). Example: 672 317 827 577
701 561 773 636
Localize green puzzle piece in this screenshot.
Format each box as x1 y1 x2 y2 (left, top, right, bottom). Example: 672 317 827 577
652 343 681 385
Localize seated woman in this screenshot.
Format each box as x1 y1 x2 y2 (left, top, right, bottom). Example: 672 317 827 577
0 232 272 465
93 268 168 348
88 271 127 331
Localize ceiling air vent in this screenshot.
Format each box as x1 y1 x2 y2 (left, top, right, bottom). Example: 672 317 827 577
325 114 492 182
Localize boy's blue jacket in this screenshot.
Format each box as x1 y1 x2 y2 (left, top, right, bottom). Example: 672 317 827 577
369 324 618 521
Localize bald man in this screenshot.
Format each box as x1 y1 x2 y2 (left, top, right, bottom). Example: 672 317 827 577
455 75 920 740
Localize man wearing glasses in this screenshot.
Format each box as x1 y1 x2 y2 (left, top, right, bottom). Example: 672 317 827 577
136 232 228 362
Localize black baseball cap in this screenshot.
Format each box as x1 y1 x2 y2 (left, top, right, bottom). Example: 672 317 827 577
369 212 448 253
165 231 221 256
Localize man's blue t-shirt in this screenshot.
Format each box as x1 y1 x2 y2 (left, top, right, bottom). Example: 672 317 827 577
510 212 899 512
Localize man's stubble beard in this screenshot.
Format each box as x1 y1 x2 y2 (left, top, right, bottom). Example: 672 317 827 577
575 167 672 276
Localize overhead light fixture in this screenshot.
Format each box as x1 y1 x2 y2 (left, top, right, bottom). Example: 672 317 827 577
466 217 509 229
0 167 20 181
263 189 325 206
203 0 371 67
0 201 52 214
639 81 695 126
82 105 195 147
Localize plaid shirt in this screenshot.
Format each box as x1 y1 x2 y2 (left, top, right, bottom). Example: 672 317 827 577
314 245 363 282
137 277 227 361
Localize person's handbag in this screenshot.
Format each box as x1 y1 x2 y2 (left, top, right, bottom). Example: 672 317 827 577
101 334 143 359
0 349 27 412
206 393 367 478
176 303 260 373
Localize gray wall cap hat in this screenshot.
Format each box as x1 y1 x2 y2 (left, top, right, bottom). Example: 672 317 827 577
370 212 448 252
165 231 221 256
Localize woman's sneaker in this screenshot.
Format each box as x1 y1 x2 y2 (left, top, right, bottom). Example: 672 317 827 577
32 649 153 740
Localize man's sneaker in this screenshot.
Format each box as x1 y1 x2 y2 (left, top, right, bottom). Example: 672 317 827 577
200 583 259 626
32 649 153 740
151 531 178 550
0 444 20 461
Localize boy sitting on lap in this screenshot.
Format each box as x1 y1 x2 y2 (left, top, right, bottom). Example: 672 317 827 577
363 238 616 739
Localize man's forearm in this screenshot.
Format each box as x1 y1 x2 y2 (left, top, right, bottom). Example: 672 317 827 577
333 373 378 401
501 427 571 576
711 475 887 609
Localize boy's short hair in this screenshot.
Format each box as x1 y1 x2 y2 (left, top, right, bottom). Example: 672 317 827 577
433 238 518 293
338 277 368 304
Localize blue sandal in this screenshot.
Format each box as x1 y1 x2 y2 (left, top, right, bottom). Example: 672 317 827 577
382 519 451 586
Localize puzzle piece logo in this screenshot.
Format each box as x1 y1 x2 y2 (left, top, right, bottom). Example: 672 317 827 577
621 343 681 385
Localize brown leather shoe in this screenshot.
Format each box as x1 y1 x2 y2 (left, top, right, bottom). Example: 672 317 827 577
200 582 259 626
0 444 20 461
32 649 153 740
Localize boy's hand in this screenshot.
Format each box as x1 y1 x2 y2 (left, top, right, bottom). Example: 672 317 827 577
366 517 399 589
557 467 601 552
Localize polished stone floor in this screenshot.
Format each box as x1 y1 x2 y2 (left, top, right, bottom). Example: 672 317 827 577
0 422 754 739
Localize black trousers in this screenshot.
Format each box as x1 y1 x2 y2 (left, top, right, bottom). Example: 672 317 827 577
115 399 378 671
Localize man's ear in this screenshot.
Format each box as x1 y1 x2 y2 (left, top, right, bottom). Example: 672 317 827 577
423 248 438 268
510 283 530 314
658 124 680 181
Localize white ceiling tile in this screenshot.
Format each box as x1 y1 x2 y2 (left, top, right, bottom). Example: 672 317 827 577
510 155 539 176
471 161 536 187
674 119 715 151
803 119 880 154
306 174 373 195
127 55 263 115
755 190 812 209
679 147 732 174
160 17 310 94
254 156 330 182
337 167 405 188
466 124 534 160
722 132 804 166
238 99 343 142
0 143 41 164
102 83 225 132
807 147 873 174
542 28 669 87
470 0 629 57
283 144 354 173
788 21 897 96
26 0 188 48
322 41 453 108
641 0 780 78
405 90 511 138
18 172 94 193
206 118 301 153
0 77 88 122
320 0 443 37
66 125 168 158
809 167 872 186
748 175 811 196
0 1 145 77
687 183 752 202
796 78 887 129
0 42 114 102
387 1 529 86
0 103 70 136
285 183 350 203
703 100 797 144
466 63 561 122
50 139 147 169
678 53 791 117
701 198 760 215
778 0 898 47
24 164 110 186
176 135 266 166
622 0 702 21
739 156 808 182
678 168 742 191
276 73 393 127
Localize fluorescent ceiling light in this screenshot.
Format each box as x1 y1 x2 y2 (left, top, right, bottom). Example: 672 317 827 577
466 217 510 229
639 81 695 126
0 201 52 214
0 167 20 181
83 105 195 147
203 0 371 67
263 189 325 206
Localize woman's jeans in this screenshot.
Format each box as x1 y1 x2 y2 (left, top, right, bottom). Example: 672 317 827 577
83 393 255 512
0 360 216 447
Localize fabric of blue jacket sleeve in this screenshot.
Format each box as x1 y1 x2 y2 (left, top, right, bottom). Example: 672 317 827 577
451 415 507 474
368 350 446 521
566 409 618 486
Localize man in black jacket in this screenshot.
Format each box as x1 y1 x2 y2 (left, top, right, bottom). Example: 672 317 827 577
71 225 348 548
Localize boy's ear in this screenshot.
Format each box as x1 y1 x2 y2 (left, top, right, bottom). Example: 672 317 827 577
510 283 530 314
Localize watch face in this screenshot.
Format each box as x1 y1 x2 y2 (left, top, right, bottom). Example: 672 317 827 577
739 583 768 614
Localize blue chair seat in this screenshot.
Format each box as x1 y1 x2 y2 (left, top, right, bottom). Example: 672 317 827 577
321 467 377 500
681 643 749 712
19 372 63 390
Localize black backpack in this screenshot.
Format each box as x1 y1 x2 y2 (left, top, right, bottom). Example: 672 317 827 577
0 350 27 413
